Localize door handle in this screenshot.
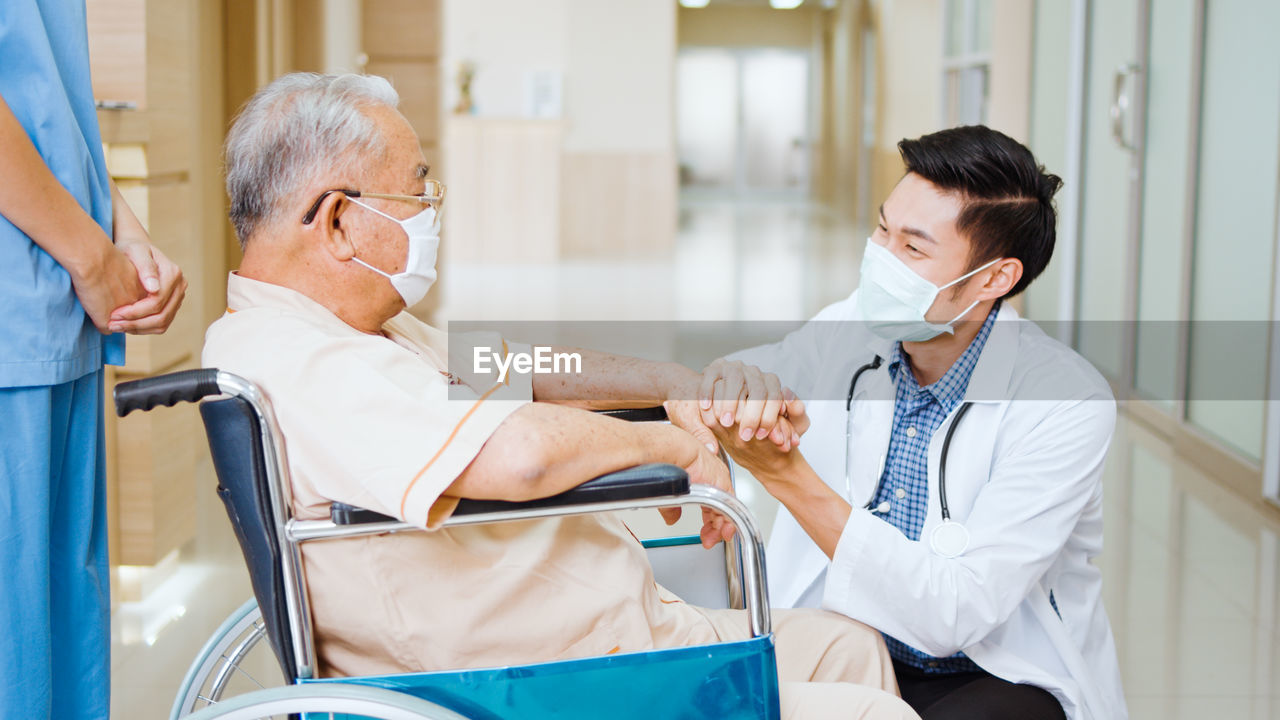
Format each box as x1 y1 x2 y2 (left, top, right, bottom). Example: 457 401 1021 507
1110 63 1141 153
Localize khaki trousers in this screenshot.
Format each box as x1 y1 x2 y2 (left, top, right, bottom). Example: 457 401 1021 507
695 607 922 720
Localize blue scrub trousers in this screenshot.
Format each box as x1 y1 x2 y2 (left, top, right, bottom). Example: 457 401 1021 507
0 370 109 719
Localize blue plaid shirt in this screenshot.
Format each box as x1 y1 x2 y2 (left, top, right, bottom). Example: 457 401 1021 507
871 302 999 673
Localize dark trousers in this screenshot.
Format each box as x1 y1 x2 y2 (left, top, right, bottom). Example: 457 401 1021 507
893 660 1066 720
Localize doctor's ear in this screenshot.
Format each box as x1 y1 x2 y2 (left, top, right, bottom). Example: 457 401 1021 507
980 258 1023 300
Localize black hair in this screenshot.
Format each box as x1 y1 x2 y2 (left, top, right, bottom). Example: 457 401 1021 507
897 125 1062 298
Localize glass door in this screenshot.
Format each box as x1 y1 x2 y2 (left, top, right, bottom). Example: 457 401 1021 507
1185 0 1280 464
1074 0 1141 382
676 48 812 196
1131 0 1197 410
740 49 810 195
676 49 739 190
1031 0 1280 496
1025 0 1078 326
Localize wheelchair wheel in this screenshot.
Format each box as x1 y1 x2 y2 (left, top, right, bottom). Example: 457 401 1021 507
181 683 473 720
172 598 283 719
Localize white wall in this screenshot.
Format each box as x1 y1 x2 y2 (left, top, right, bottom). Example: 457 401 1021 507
440 0 672 154
440 0 569 119
565 0 674 153
440 0 677 260
320 0 363 74
678 5 822 49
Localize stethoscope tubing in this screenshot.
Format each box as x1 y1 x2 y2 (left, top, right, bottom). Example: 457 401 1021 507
845 355 972 525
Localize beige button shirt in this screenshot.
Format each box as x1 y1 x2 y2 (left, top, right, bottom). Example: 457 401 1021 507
203 274 721 678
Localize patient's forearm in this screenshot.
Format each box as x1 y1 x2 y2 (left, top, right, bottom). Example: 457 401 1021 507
532 347 698 409
445 402 698 501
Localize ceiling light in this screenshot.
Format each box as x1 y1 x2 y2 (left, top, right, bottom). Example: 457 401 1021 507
679 0 710 7
770 0 804 8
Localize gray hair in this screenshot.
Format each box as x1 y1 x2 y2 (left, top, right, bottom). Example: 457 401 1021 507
224 73 400 247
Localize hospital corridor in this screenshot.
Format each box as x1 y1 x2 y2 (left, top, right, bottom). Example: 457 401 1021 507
2 0 1279 719
109 200 1280 718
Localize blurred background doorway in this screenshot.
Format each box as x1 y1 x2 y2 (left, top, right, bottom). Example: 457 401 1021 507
677 47 813 196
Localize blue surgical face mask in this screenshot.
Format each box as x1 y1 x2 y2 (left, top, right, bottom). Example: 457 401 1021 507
347 198 440 308
854 239 999 343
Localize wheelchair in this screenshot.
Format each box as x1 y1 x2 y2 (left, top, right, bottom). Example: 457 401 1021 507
115 369 779 720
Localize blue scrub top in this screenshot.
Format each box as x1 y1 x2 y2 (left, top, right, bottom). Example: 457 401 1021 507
0 0 125 388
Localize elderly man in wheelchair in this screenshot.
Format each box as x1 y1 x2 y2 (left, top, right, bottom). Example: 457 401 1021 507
158 72 917 719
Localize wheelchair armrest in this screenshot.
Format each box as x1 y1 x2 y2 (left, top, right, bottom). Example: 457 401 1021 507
331 463 690 526
595 406 668 422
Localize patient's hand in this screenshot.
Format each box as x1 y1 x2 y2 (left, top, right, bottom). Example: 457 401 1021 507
663 360 806 455
696 359 807 449
653 431 737 549
684 444 737 548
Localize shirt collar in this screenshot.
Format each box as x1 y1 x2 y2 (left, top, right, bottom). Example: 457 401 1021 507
225 272 369 333
887 300 1001 413
229 272 326 313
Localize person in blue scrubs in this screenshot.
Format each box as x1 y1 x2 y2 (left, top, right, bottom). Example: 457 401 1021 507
0 2 186 716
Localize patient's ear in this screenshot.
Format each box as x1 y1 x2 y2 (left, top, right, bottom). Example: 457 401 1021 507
308 192 357 262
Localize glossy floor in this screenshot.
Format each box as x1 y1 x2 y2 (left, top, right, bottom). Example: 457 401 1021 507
111 199 1280 717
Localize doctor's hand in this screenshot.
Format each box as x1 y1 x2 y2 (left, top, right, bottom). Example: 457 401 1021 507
695 360 808 449
705 417 800 482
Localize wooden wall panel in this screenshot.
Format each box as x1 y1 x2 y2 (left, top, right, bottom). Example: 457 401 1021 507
363 0 441 321
89 0 211 574
362 0 441 59
86 0 147 107
143 0 191 173
365 59 440 143
560 152 678 260
121 182 201 374
114 365 199 566
444 117 563 264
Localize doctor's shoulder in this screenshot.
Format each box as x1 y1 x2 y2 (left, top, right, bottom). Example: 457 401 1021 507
1008 320 1116 409
816 287 880 347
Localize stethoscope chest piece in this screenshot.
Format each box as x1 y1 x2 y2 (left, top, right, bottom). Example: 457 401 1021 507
930 520 969 558
846 355 976 560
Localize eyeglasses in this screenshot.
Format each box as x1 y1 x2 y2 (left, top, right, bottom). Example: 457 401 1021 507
301 179 446 225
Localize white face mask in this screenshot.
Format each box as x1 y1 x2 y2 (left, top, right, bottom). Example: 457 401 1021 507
855 239 1000 343
347 198 440 308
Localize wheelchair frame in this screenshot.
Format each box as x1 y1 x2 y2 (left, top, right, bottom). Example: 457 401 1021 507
116 369 776 719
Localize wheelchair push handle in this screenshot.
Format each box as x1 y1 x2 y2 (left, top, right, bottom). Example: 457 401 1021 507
114 368 223 417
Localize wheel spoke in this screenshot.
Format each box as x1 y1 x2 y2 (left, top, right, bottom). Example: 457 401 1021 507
228 657 267 690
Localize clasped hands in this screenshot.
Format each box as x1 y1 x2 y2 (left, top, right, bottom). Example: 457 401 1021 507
662 359 808 537
72 233 186 336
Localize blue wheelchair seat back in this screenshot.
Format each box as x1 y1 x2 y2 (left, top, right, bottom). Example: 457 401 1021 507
200 396 300 682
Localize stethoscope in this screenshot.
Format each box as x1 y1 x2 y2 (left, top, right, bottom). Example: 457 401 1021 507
844 356 973 558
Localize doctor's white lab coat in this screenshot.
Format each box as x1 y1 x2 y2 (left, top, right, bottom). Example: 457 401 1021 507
730 291 1128 720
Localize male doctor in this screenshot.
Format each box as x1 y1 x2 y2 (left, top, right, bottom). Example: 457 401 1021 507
674 126 1126 720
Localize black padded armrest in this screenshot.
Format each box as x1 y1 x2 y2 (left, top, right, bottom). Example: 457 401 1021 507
331 463 690 526
596 406 668 422
330 504 398 525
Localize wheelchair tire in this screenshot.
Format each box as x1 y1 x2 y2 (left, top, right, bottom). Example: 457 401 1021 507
179 683 473 720
172 598 280 719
